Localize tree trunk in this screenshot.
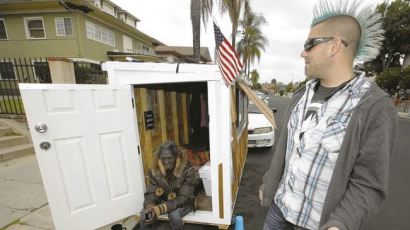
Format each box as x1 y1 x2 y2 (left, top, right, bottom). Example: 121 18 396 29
232 21 237 50
247 58 251 76
230 0 240 49
403 53 410 68
191 0 201 63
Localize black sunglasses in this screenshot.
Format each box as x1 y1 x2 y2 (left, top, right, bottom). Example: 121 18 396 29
304 37 349 51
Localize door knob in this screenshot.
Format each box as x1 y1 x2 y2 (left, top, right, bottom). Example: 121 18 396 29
40 142 51 150
35 123 47 133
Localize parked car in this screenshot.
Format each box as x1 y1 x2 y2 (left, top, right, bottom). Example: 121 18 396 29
247 102 275 148
255 91 269 105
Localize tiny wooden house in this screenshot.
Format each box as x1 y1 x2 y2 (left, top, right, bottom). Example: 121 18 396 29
19 62 273 229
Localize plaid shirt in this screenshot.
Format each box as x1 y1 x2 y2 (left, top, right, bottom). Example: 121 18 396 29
274 73 370 229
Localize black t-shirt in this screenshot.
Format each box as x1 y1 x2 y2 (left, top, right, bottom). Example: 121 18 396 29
299 84 341 140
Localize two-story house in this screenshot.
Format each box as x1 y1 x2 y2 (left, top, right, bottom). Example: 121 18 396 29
0 0 164 66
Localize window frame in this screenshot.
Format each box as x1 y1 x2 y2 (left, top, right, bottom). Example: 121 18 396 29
236 88 248 137
0 18 8 40
102 3 115 16
55 17 73 36
0 61 17 80
24 17 46 39
31 60 50 82
85 20 115 47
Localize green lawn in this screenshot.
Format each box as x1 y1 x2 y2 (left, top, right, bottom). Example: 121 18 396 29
0 98 25 114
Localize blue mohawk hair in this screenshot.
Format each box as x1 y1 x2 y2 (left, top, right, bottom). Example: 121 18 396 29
312 0 385 63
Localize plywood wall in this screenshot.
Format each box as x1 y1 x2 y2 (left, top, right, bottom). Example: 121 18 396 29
134 87 190 177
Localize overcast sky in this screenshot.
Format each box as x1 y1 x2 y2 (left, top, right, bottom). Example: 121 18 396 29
111 0 387 84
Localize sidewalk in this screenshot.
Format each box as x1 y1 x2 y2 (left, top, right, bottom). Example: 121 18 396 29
0 155 47 230
0 156 205 230
0 155 145 230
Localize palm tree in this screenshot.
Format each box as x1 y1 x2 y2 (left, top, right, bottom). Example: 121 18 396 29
236 1 268 76
191 0 213 63
219 0 245 49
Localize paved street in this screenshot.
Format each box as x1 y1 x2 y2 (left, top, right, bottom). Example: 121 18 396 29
232 95 290 229
1 95 409 230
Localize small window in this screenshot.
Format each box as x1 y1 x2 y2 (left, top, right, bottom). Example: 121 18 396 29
0 19 8 40
85 21 115 46
86 21 93 38
24 17 46 39
0 62 16 80
236 88 247 134
32 61 51 83
55 17 73 36
102 3 115 16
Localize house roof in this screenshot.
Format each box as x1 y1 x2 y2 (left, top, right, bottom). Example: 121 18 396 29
155 46 212 63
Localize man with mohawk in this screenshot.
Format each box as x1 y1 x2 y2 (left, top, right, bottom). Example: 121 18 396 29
260 0 398 229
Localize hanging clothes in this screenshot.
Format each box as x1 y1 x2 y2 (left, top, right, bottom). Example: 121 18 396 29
200 93 208 128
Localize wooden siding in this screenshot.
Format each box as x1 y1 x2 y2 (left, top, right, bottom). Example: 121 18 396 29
134 86 191 177
231 85 248 203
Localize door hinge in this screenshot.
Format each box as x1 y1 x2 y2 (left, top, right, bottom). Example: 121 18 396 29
131 98 135 109
137 146 140 155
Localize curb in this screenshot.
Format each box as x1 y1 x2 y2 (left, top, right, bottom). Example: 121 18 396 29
398 112 410 119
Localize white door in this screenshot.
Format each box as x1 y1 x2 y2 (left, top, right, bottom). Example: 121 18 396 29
19 84 145 230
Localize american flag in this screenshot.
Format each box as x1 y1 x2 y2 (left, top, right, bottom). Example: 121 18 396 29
214 22 243 85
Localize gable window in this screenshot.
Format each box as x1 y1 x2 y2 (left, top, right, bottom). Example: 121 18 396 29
24 17 46 39
86 21 115 46
0 62 16 80
55 17 73 36
102 3 115 16
0 19 8 40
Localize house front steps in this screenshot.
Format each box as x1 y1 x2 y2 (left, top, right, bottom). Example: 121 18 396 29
0 135 27 149
0 143 35 162
0 119 34 162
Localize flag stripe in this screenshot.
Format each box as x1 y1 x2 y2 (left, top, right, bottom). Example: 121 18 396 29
217 54 235 83
220 42 241 73
215 55 232 85
218 47 239 79
221 41 243 70
217 54 235 85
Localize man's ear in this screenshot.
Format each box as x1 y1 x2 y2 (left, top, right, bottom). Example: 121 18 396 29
330 38 343 57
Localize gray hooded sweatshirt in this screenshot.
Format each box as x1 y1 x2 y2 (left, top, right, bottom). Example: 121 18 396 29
260 81 398 230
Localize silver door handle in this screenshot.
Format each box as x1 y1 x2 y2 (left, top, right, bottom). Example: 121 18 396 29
35 123 47 133
40 142 51 150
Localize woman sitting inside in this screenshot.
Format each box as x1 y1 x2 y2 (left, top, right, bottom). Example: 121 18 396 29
134 141 199 230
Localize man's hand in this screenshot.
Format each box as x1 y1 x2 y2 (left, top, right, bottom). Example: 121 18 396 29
327 227 340 230
144 208 157 224
144 203 169 225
